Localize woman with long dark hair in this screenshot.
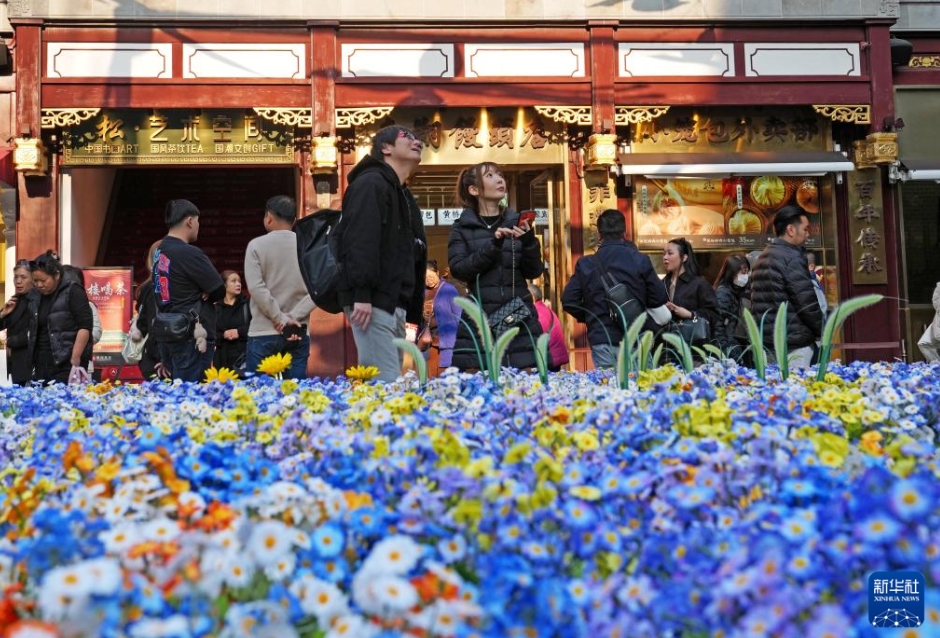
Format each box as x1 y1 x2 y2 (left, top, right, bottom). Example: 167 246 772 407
131 240 164 379
662 238 718 349
447 162 545 370
712 253 751 359
0 260 38 384
29 251 93 384
213 269 250 371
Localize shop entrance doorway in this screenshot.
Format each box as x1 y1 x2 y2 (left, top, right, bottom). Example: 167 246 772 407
96 167 296 285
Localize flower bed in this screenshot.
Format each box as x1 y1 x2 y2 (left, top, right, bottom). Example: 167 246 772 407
1 362 939 637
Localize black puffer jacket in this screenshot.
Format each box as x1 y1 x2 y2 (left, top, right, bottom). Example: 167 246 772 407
447 208 544 370
336 155 427 324
750 239 824 348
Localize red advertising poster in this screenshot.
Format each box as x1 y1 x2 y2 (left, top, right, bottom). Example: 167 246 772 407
82 267 133 364
632 176 821 251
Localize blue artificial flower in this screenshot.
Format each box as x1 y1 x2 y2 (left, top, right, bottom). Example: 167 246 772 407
311 522 345 558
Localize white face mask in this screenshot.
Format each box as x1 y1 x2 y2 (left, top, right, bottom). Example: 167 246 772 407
734 273 750 287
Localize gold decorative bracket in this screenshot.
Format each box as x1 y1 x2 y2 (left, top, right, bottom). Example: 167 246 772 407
909 55 940 68
252 108 312 128
335 107 395 129
812 105 871 125
40 108 101 129
534 106 592 126
614 106 670 125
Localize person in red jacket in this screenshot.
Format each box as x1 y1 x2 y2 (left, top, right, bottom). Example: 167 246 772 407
528 284 568 371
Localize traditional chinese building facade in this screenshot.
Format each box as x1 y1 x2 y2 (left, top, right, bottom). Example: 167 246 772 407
889 0 940 360
0 0 910 374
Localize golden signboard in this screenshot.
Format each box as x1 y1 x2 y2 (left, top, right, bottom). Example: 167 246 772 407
581 177 619 255
62 110 295 165
632 107 830 153
847 168 888 285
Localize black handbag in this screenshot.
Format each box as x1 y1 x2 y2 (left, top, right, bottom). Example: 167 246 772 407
599 259 645 325
486 237 531 339
488 296 531 338
151 310 195 343
675 315 711 343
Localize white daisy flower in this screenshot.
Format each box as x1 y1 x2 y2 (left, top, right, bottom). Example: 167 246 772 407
7 622 60 638
436 535 467 563
142 517 181 543
263 553 297 581
359 534 422 577
325 614 380 638
39 562 95 600
355 574 418 618
247 520 294 567
100 523 142 555
410 599 478 636
84 557 122 596
220 553 253 588
129 615 190 638
295 577 349 626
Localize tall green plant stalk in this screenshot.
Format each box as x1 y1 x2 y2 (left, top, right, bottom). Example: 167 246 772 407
453 297 520 384
392 339 428 388
614 313 651 389
534 333 551 386
740 307 767 381
773 301 790 381
815 294 884 381
661 333 694 372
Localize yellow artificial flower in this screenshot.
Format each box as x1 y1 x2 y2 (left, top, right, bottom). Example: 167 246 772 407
203 366 239 384
346 365 380 382
257 353 292 378
570 485 602 501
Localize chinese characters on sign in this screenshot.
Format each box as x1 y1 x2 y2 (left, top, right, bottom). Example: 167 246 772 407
847 169 888 285
868 571 925 628
63 110 295 165
81 268 133 362
633 108 827 153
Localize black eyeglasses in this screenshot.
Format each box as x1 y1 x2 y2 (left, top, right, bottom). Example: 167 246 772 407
397 130 422 146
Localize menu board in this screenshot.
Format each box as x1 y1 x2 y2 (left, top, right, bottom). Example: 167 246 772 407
632 176 821 250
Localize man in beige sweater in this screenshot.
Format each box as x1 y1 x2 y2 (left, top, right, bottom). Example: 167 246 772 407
244 195 315 378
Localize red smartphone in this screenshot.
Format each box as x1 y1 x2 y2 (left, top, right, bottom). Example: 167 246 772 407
517 210 536 228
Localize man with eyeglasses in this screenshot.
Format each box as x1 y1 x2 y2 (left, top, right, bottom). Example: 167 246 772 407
334 125 427 382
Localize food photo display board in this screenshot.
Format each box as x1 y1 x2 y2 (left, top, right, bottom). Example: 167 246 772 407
632 176 821 251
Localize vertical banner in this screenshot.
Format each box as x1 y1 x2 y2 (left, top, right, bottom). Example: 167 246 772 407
82 267 133 364
846 169 888 285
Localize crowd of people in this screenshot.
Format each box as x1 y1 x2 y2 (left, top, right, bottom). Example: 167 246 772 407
4 123 937 384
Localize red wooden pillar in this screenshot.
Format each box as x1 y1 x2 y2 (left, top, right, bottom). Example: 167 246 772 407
13 20 58 260
841 21 903 360
305 20 352 378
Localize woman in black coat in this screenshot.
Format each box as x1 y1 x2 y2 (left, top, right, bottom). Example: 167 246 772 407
213 270 251 371
662 238 719 351
0 260 38 384
713 253 752 360
447 162 545 371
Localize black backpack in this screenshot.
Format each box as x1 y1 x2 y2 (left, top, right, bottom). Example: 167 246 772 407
598 260 646 326
296 208 344 315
